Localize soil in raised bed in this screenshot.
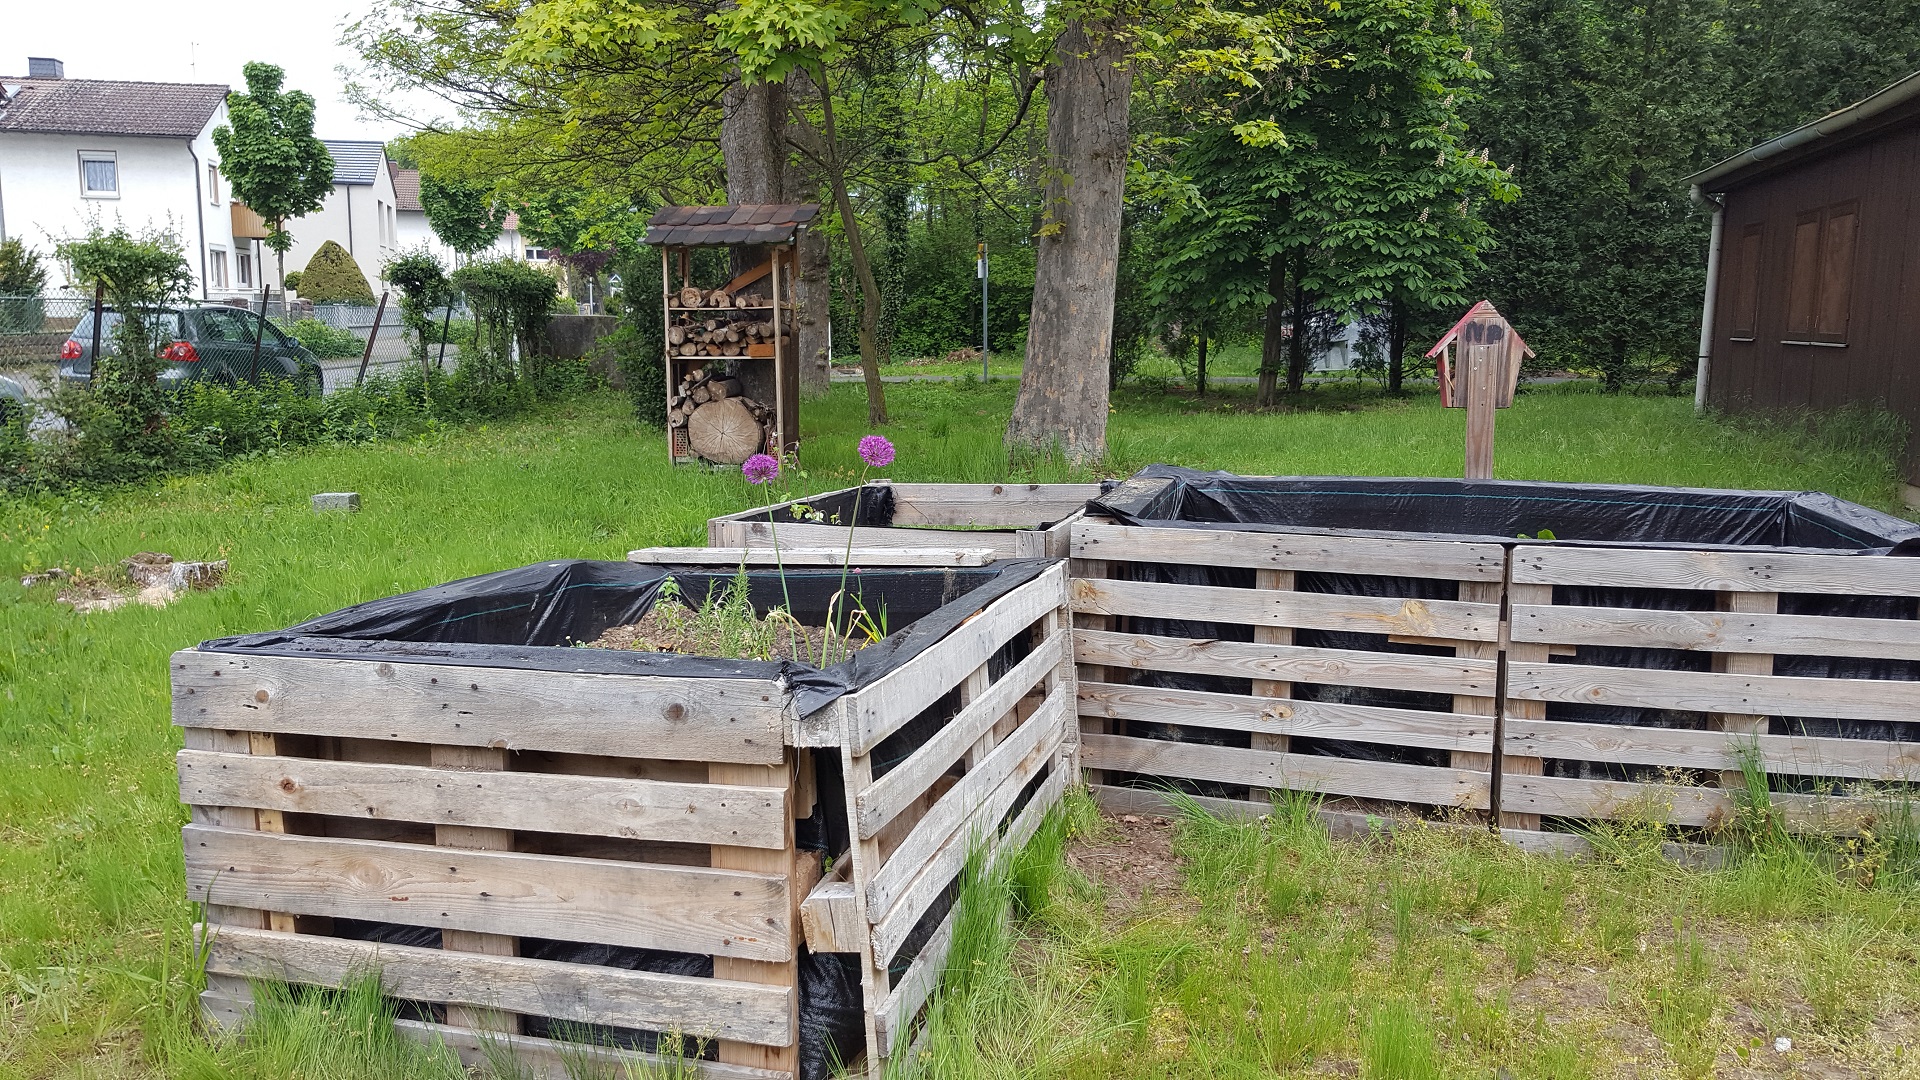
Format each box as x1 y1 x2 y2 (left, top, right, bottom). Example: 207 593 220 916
585 595 874 665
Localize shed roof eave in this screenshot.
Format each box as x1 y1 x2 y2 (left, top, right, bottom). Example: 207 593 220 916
1688 68 1920 193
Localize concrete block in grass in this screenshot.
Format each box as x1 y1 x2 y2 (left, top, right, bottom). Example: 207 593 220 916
311 492 361 512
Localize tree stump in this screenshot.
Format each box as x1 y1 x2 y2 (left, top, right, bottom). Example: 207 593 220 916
686 398 765 464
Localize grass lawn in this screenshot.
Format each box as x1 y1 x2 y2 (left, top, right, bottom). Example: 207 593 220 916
0 380 1911 1079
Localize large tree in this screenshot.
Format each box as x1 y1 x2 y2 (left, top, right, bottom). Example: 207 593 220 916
213 63 334 288
1005 17 1133 462
420 173 507 261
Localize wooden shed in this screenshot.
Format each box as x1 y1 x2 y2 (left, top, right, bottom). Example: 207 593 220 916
1690 70 1920 492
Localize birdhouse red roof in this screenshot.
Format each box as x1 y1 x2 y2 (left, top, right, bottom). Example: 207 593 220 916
1425 300 1535 360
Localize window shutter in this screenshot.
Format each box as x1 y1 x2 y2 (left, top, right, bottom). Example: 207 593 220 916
1816 202 1857 341
1729 224 1762 338
1786 211 1822 338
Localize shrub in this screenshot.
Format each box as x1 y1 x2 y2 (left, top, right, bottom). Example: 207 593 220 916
285 318 363 359
296 241 376 304
383 247 451 368
282 270 304 291
0 239 47 332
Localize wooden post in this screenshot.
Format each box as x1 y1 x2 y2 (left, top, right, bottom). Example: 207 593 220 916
662 246 676 462
429 744 521 1035
1452 579 1502 826
354 291 390 387
1712 591 1778 794
1250 569 1295 801
248 283 272 382
1498 582 1551 831
1463 342 1499 480
771 248 786 457
710 753 800 1074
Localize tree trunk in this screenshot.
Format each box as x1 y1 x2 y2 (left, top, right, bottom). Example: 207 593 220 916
815 77 888 426
1196 333 1208 398
1387 297 1407 395
1285 258 1309 394
1006 19 1132 463
782 74 831 396
1256 251 1286 407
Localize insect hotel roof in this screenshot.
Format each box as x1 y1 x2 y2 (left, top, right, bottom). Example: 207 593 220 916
642 204 822 247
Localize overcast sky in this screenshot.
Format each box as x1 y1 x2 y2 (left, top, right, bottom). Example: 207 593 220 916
7 0 441 141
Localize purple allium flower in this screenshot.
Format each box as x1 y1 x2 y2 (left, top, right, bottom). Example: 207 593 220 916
742 453 780 485
857 435 896 468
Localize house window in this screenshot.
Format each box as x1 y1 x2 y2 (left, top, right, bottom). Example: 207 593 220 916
79 151 118 197
526 247 549 261
1785 200 1858 345
236 251 252 287
208 163 220 204
209 248 228 289
1727 223 1762 340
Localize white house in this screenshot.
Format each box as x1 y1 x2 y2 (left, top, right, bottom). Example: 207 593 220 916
389 163 543 272
0 57 242 300
280 139 401 293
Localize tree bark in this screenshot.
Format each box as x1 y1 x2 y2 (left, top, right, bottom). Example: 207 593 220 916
1387 297 1407 395
1256 251 1286 407
781 74 831 397
1285 262 1309 394
1196 333 1208 398
815 76 888 426
1006 19 1132 463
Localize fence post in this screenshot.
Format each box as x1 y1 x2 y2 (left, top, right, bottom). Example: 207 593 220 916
248 283 271 382
355 292 389 387
89 281 104 383
436 303 452 372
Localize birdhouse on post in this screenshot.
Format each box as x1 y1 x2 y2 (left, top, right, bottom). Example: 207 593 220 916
1426 301 1534 480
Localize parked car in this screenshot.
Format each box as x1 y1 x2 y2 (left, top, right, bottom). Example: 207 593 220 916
0 374 25 424
57 307 324 394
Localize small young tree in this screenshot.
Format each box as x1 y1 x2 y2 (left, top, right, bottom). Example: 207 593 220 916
296 241 378 304
213 63 335 289
0 238 49 333
54 224 195 463
383 247 452 370
420 174 506 262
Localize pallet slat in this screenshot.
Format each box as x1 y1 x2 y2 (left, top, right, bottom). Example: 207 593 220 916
1511 603 1920 661
1511 546 1920 594
1507 660 1920 726
202 924 795 1045
396 1018 791 1080
628 547 998 567
1074 628 1497 696
1071 522 1507 580
1082 732 1489 809
177 750 789 848
171 652 787 765
1071 577 1499 641
1078 681 1495 754
183 825 791 961
1505 718 1920 780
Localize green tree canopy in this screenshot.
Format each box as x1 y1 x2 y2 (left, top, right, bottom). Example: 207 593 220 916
420 174 507 257
212 62 334 286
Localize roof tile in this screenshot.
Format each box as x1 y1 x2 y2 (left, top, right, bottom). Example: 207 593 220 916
0 77 227 138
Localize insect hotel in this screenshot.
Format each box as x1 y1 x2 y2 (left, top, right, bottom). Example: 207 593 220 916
646 204 818 466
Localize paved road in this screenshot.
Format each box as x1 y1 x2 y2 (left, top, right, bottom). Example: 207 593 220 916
3 345 417 399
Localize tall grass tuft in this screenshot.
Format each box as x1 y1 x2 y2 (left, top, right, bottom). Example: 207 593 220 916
1361 1001 1438 1080
168 976 468 1080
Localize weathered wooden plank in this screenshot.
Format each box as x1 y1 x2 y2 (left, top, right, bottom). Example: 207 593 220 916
872 761 1068 1061
869 722 1067 965
1511 546 1920 594
201 924 794 1046
183 825 791 961
170 651 788 765
629 546 998 567
1071 576 1499 641
1496 581 1550 832
1504 718 1920 781
429 742 520 1034
1074 628 1498 696
1506 660 1920 726
1502 773 1875 832
884 483 1102 527
729 520 1024 557
856 634 1065 838
834 564 1066 753
176 750 788 849
799 878 862 953
396 1018 789 1080
1512 602 1920 661
707 755 801 1074
1078 682 1495 754
400 1023 768 1080
1071 522 1507 580
1082 733 1489 810
867 687 1069 920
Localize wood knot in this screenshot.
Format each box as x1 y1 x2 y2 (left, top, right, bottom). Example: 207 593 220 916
664 703 687 722
254 689 270 703
279 778 298 793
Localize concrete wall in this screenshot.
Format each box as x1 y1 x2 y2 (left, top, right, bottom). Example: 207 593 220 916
0 106 236 301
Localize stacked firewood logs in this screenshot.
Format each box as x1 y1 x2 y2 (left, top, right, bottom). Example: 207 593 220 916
670 368 775 464
667 316 782 358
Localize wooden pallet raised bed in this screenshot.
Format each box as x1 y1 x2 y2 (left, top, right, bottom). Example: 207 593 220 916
175 558 1075 1080
708 481 1103 560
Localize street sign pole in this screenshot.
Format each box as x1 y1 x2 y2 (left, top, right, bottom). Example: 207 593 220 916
977 241 989 382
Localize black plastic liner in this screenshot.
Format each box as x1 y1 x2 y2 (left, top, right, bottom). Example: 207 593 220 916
198 558 1053 1080
1089 466 1920 797
200 557 1051 718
